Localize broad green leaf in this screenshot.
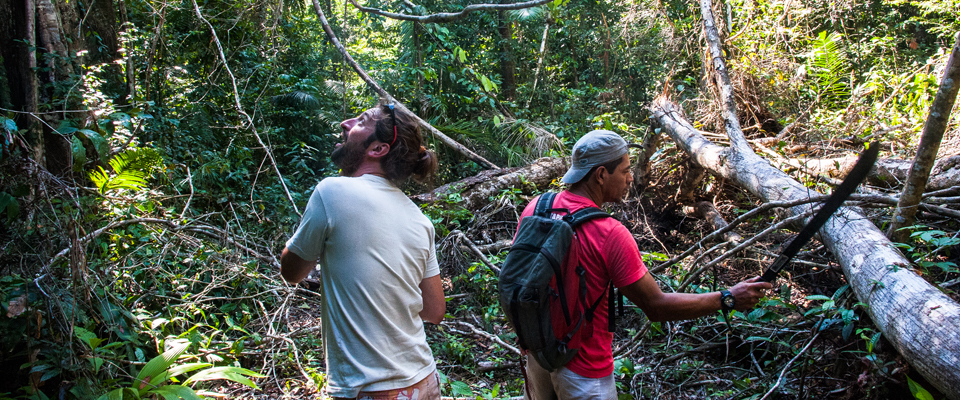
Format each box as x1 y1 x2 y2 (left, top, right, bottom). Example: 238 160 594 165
183 366 264 389
72 136 87 168
0 192 19 224
166 362 212 378
907 376 934 400
1 116 16 133
150 385 203 400
96 388 126 400
77 129 109 163
134 342 189 394
450 380 472 396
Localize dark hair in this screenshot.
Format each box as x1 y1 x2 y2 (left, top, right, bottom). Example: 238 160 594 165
570 155 625 187
371 102 438 184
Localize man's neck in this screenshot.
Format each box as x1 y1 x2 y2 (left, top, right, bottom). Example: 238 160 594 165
347 161 387 178
567 184 604 207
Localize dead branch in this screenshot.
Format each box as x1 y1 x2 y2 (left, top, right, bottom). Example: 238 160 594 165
348 0 553 23
888 33 960 241
311 0 499 170
414 156 567 210
190 0 300 216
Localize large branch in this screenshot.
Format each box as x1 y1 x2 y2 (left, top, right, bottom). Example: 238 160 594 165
769 154 960 192
650 96 960 400
347 0 553 23
311 0 499 170
691 0 960 396
413 156 566 210
888 32 960 241
699 0 750 152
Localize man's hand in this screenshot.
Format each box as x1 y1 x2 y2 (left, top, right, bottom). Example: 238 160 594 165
728 276 773 311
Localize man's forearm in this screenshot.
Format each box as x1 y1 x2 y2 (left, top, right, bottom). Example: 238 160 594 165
280 247 315 284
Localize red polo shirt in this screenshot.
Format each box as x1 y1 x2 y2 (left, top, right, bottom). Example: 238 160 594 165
517 191 647 378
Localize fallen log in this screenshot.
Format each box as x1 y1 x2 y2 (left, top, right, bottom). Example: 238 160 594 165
413 157 567 210
782 154 960 191
650 96 960 399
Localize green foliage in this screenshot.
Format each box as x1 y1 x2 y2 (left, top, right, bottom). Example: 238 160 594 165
94 341 263 400
804 31 850 108
89 148 163 194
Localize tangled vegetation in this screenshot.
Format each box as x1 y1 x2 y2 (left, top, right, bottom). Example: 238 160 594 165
0 0 957 398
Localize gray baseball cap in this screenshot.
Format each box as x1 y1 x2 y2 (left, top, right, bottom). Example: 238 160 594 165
561 129 628 184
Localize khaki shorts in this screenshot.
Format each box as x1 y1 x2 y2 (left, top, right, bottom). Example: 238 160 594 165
335 372 441 400
523 355 617 400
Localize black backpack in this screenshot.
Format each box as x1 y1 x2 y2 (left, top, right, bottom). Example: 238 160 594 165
498 192 615 372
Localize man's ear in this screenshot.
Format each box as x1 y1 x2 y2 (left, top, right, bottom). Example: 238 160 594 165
595 166 607 185
367 142 390 158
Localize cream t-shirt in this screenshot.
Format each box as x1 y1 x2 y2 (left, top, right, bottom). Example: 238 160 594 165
286 174 440 397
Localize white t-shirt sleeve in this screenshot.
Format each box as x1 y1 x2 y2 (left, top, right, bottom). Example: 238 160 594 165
424 223 440 279
285 185 329 261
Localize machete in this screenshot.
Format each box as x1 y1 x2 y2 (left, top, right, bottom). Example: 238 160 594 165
759 142 880 283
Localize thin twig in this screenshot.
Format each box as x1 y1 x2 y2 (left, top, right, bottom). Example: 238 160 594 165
189 0 300 217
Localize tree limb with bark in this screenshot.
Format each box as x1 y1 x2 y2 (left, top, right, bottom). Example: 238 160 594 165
311 0 499 170
347 0 553 23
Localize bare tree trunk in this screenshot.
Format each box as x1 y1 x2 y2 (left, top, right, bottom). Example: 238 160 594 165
25 0 43 166
650 97 960 400
37 0 70 174
680 0 960 395
526 20 550 108
498 9 516 100
887 33 960 242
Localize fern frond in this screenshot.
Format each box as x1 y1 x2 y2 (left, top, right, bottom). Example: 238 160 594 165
271 91 320 110
806 31 850 106
89 148 161 194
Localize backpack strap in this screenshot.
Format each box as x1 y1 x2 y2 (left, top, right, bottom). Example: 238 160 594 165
564 207 610 228
534 192 558 217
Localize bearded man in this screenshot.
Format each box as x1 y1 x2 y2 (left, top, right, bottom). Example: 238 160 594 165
281 103 445 399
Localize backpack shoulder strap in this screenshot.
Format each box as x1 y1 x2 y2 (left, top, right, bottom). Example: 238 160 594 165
565 207 610 228
533 192 558 217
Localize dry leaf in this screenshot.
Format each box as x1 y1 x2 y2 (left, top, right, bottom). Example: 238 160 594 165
6 295 27 318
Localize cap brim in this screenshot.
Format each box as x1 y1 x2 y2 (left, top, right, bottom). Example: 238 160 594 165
561 166 591 184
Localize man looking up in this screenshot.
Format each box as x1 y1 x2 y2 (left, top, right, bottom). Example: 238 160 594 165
519 130 772 400
280 102 445 399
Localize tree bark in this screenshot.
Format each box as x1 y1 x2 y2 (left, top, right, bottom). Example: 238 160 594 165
413 156 567 210
686 0 960 395
650 96 960 400
498 9 516 100
888 33 960 242
526 20 550 109
775 154 960 191
311 0 499 170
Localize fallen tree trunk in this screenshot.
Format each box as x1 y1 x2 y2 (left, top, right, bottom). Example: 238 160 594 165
650 96 960 399
413 157 567 210
785 154 960 191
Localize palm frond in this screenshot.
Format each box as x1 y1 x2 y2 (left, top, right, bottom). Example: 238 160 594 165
271 91 320 110
805 31 850 106
89 148 162 194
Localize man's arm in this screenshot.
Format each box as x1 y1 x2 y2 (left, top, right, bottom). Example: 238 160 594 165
280 247 316 284
419 274 446 324
620 273 771 322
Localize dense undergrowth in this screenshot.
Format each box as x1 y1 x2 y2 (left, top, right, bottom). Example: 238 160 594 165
1 0 958 398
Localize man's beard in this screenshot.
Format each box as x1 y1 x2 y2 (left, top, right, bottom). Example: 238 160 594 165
330 139 367 176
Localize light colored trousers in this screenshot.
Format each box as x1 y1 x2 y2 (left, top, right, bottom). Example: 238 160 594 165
523 355 617 400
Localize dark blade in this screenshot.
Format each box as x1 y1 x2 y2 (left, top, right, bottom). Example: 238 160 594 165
759 143 880 283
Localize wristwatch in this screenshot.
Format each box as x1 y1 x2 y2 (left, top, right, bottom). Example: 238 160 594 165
720 289 736 313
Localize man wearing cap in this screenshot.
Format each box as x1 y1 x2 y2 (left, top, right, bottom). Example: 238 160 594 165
518 130 771 399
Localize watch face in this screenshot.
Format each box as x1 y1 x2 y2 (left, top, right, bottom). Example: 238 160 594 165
723 296 736 308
